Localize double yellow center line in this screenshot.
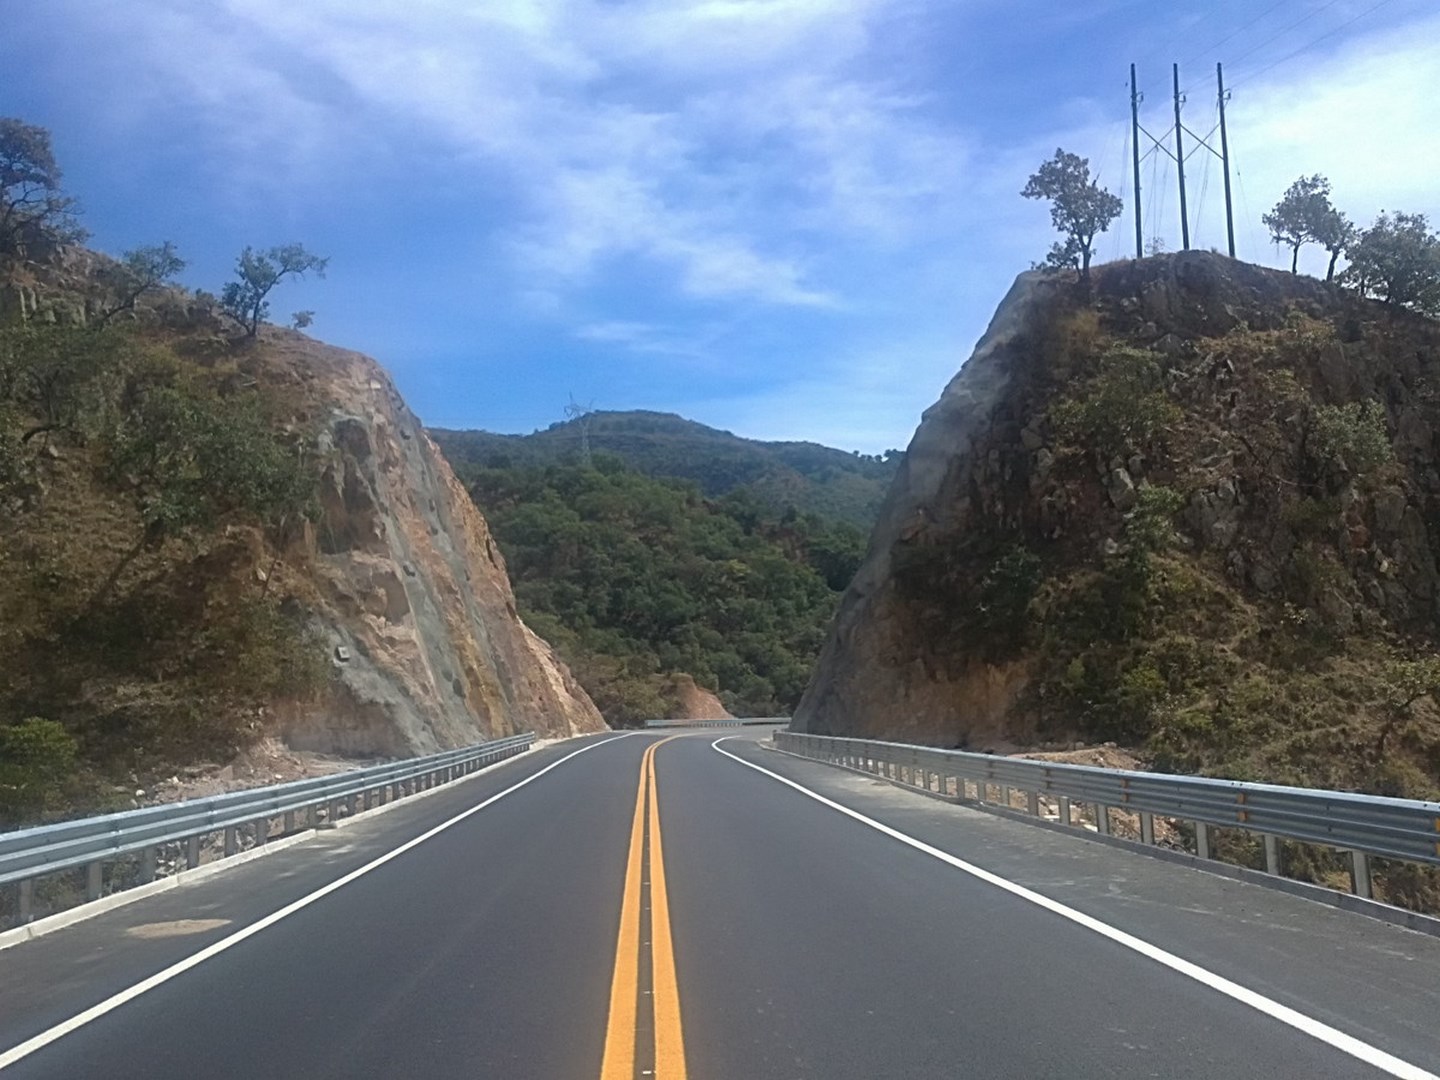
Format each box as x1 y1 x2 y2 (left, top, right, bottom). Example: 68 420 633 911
600 736 688 1080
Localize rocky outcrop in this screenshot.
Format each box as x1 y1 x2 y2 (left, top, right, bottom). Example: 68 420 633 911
791 271 1049 744
793 253 1440 769
3 241 604 759
664 674 732 721
257 332 606 755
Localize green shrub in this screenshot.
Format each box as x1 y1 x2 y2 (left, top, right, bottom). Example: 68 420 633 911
0 718 77 824
971 546 1044 657
1308 400 1392 479
1049 346 1182 459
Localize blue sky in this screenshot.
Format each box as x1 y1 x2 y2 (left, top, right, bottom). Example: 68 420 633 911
4 1 1438 452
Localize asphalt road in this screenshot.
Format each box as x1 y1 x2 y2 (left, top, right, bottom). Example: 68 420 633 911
3 729 1439 1079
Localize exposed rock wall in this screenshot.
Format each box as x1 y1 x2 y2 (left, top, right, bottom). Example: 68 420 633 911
260 332 606 754
664 674 733 721
792 271 1048 744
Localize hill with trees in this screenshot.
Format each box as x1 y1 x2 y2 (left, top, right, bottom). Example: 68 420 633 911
450 455 868 724
432 410 900 530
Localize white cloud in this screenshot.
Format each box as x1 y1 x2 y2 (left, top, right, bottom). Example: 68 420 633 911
138 0 967 308
573 319 717 359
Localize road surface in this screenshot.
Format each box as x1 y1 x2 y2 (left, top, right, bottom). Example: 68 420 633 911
2 730 1439 1078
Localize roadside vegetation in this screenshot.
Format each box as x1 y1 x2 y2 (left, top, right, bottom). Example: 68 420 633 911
0 118 330 827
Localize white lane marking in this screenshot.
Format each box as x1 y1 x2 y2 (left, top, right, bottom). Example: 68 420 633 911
713 737 1438 1080
0 733 637 1071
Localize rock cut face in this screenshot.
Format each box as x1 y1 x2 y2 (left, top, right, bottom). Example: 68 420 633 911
791 271 1049 747
264 334 605 755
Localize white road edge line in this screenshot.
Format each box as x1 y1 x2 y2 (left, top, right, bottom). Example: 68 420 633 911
712 736 1438 1080
0 732 637 1072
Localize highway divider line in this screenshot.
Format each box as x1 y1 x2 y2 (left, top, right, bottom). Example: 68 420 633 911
600 736 689 1080
713 737 1439 1080
647 739 688 1080
599 743 648 1080
0 733 637 1073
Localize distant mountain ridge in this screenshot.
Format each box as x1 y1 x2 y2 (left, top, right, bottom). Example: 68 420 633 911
432 410 900 528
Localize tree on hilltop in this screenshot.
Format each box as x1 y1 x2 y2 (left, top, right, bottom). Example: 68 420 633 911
98 242 187 324
0 117 84 255
1342 212 1440 316
1263 175 1353 280
1022 149 1122 284
221 244 328 337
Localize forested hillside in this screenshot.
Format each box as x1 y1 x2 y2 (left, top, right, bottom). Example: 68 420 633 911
455 455 868 723
433 410 900 529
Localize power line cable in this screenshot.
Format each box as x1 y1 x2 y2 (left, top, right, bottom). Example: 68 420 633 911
1152 149 1169 252
1229 0 1399 88
1234 166 1262 265
1196 147 1213 247
1226 0 1347 70
1179 0 1296 66
1114 122 1130 261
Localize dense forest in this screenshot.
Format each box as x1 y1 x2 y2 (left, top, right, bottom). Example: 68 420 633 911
455 454 870 724
433 410 900 529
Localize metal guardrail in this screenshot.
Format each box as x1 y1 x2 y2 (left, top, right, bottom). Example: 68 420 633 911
775 731 1440 900
2 733 535 925
644 717 789 729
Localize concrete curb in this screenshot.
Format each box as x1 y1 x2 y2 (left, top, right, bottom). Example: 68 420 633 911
0 743 547 953
762 742 1440 940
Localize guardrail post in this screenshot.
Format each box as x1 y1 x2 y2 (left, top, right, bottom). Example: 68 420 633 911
186 835 201 869
224 826 238 856
1140 813 1155 846
1027 790 1040 817
254 818 269 847
19 879 34 923
1095 806 1111 836
1351 851 1373 899
1195 821 1211 860
86 861 103 901
975 780 986 804
1058 796 1071 826
1001 786 1012 810
1262 834 1280 875
329 799 341 822
347 794 358 816
140 846 157 883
